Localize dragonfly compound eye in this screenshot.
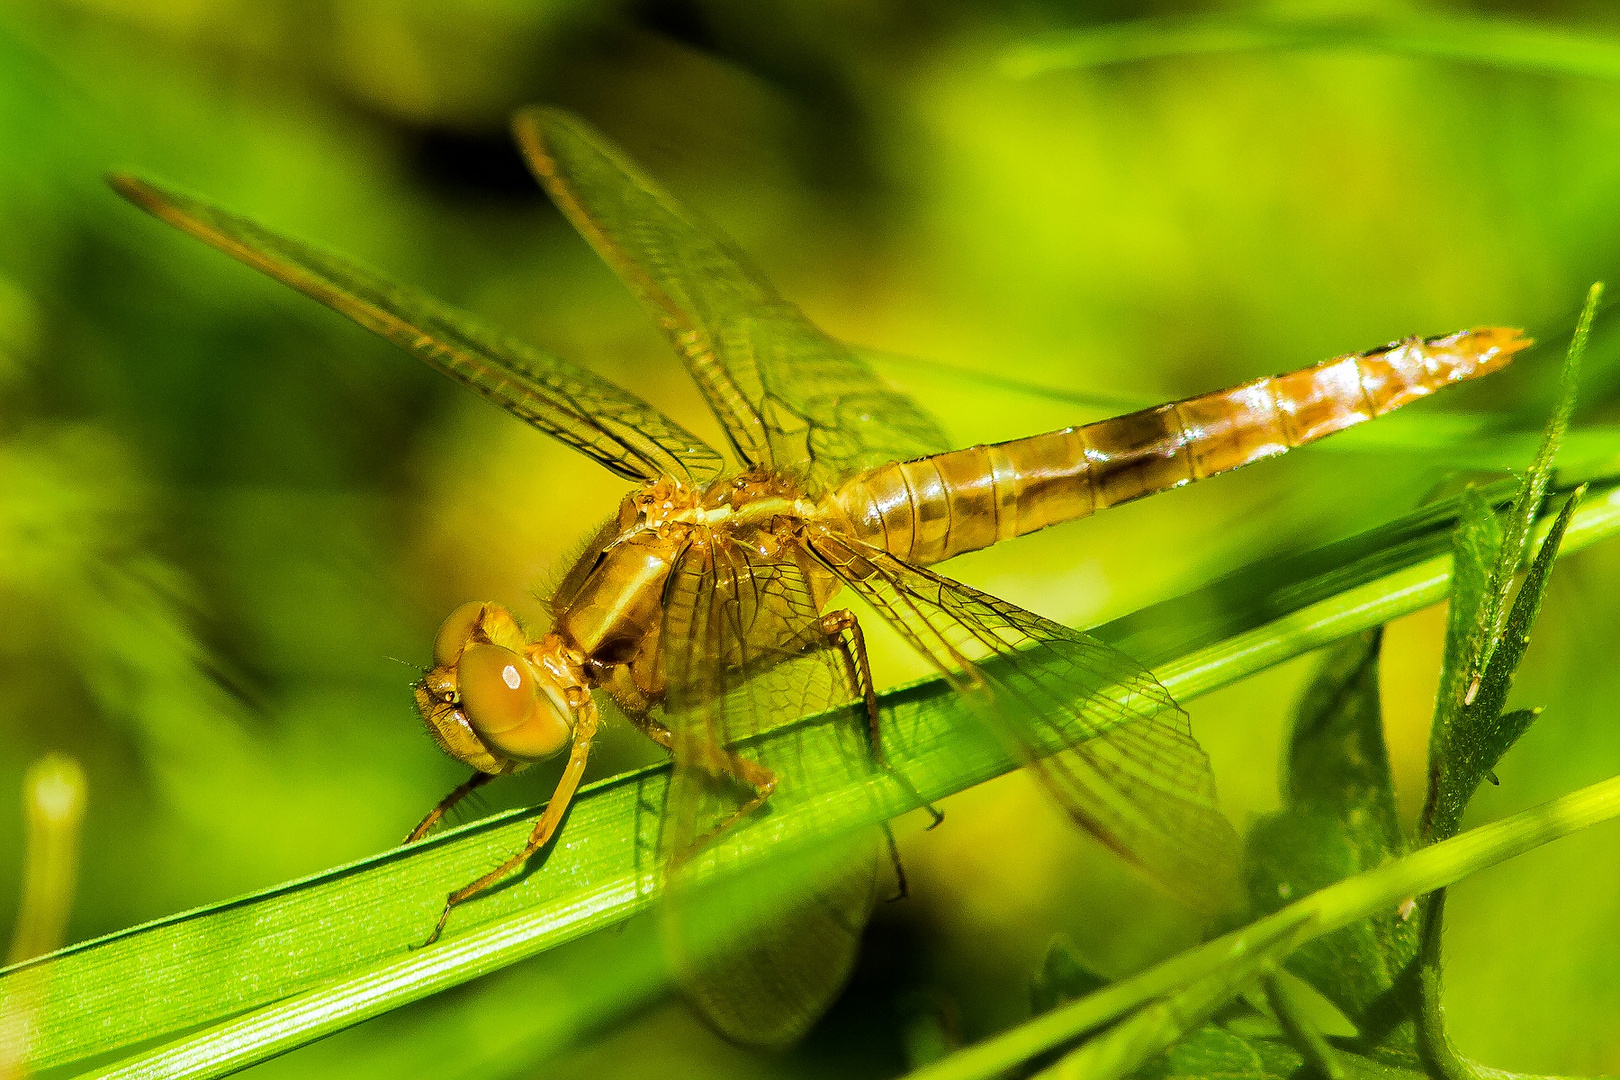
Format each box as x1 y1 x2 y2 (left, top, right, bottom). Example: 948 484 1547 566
433 601 489 668
433 600 528 668
456 643 574 761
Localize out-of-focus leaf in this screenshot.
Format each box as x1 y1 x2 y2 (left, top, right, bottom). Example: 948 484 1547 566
899 991 962 1072
1032 938 1109 1016
1279 632 1401 847
1102 475 1520 675
1244 631 1418 1059
1135 1027 1291 1080
5 755 87 965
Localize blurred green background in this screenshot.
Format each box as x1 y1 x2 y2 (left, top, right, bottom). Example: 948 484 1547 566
2 0 1619 1076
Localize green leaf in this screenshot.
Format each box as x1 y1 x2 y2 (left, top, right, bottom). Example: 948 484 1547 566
1280 633 1401 846
1261 970 1348 1080
1244 631 1419 1058
1436 488 1506 721
1424 491 1584 842
1134 1025 1424 1080
1032 938 1110 1017
1473 285 1598 676
1422 283 1602 844
1401 288 1600 1076
1135 1027 1294 1080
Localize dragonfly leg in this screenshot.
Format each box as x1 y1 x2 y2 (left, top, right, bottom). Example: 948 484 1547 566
405 770 495 844
421 702 601 947
821 609 945 829
627 711 675 750
685 749 777 853
880 821 909 902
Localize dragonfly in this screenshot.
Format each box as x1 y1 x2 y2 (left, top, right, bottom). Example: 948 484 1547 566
111 108 1527 1048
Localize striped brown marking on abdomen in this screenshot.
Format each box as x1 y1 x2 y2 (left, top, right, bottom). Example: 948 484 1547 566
822 327 1528 565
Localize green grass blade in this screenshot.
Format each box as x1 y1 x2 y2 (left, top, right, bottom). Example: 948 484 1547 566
1035 918 1313 1080
905 772 1620 1080
1140 476 1620 704
1262 970 1347 1080
8 474 1620 1078
1001 11 1620 82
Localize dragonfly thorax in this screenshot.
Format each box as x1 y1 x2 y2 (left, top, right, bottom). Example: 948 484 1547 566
616 470 817 534
545 470 825 702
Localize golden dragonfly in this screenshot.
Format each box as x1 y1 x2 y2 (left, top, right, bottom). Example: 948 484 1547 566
112 108 1525 1047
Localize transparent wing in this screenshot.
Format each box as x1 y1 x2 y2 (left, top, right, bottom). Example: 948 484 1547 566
808 533 1239 906
112 175 724 486
657 534 881 1048
514 107 949 491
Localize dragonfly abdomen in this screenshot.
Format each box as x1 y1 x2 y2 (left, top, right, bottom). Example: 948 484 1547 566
825 327 1528 565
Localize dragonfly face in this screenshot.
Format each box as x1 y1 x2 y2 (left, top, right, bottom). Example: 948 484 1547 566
416 601 582 774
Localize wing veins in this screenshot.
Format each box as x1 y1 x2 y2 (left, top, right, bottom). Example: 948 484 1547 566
112 174 723 485
808 535 1238 905
514 107 952 490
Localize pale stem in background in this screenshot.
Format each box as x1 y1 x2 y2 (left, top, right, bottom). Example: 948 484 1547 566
1 754 88 1080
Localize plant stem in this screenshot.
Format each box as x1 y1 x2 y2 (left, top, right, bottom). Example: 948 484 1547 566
6 755 87 965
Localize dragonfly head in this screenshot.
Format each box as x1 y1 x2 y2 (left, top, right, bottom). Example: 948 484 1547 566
415 601 579 774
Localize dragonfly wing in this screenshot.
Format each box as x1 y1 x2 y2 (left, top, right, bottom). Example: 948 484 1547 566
809 533 1240 908
671 838 877 1050
112 176 724 486
514 108 949 490
658 534 882 1048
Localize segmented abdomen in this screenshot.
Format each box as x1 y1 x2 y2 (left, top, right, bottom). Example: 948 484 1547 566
823 327 1528 566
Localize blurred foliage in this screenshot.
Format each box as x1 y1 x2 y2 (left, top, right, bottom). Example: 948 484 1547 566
2 0 1620 1077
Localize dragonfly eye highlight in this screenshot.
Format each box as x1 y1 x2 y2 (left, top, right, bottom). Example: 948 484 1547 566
457 643 574 761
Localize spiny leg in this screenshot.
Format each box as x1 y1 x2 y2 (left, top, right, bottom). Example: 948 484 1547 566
626 711 675 751
821 608 944 829
406 770 495 844
880 821 909 901
822 608 940 903
422 704 600 947
680 744 777 857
